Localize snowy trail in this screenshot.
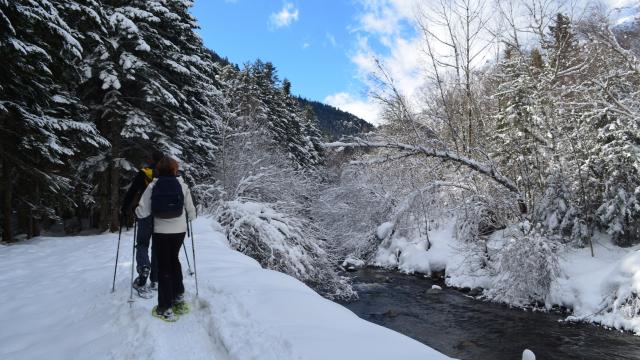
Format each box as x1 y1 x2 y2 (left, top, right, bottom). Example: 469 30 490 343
0 218 453 360
0 232 228 360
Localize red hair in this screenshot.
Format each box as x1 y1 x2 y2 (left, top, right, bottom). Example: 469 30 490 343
156 156 179 176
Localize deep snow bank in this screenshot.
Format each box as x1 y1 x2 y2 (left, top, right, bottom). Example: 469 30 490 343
372 220 640 334
0 218 452 360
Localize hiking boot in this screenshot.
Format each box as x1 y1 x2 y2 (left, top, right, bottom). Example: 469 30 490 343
152 306 178 322
135 266 151 287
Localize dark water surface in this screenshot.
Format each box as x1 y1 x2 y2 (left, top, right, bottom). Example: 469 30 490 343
340 268 640 360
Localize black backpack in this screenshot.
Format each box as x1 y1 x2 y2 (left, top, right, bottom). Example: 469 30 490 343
151 176 184 219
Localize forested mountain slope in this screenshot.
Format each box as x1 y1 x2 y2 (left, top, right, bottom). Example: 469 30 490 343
297 98 373 140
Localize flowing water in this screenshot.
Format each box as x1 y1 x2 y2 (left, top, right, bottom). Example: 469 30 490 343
340 268 640 360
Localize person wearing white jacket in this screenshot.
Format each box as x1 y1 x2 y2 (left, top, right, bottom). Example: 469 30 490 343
136 156 196 321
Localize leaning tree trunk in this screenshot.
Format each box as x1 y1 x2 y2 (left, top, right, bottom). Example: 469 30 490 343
2 158 13 242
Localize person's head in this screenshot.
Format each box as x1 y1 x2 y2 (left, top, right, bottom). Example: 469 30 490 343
150 150 164 165
156 156 179 177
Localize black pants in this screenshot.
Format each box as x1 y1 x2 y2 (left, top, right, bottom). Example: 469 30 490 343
154 232 186 310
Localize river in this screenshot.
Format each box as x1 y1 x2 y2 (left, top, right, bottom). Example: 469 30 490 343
340 268 640 360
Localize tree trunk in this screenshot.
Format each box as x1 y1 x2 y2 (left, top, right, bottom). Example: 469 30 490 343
99 172 110 232
109 161 120 232
2 158 13 242
108 119 121 232
31 183 41 237
18 206 30 239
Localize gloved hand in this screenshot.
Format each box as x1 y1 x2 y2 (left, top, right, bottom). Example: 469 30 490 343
120 207 130 222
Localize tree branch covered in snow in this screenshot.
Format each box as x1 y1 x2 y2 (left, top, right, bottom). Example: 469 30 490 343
324 139 521 196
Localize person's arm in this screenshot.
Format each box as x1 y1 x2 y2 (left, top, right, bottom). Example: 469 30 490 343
135 181 154 219
121 171 146 213
184 185 197 221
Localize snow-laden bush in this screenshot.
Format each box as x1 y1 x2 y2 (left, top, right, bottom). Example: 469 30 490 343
219 200 355 300
311 164 393 263
191 181 224 214
213 120 356 299
597 185 640 247
455 192 512 243
486 223 561 306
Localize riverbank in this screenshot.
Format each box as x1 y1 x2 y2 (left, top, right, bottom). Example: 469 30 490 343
342 268 640 360
368 220 640 335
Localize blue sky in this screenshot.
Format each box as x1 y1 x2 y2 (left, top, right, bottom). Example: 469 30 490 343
191 1 369 102
190 0 422 124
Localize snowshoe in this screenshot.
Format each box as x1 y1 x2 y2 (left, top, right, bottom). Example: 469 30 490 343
133 281 154 299
173 294 191 315
152 306 178 322
172 293 189 315
173 301 190 315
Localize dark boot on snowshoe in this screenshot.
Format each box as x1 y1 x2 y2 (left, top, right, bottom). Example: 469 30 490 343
149 281 158 291
135 266 151 287
152 306 178 322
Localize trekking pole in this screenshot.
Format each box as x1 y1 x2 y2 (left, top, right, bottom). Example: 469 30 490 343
111 215 124 293
128 218 137 307
189 220 199 296
182 242 194 276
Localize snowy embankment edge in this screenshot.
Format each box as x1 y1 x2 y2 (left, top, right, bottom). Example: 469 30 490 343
368 220 640 335
189 219 454 360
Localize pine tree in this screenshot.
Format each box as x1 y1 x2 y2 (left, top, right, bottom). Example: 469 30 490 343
546 13 580 73
0 0 105 241
492 47 550 210
229 60 323 169
77 0 223 230
152 2 223 182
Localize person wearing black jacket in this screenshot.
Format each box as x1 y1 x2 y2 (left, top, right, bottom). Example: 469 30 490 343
121 150 164 296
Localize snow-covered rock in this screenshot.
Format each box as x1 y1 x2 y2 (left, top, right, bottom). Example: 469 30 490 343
373 222 455 275
376 221 394 240
342 256 366 271
522 349 536 360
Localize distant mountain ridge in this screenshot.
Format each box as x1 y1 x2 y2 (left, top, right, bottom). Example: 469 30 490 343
297 97 374 140
611 1 640 29
611 3 640 55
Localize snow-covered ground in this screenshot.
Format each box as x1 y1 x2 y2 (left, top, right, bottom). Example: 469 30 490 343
0 218 452 360
373 220 640 334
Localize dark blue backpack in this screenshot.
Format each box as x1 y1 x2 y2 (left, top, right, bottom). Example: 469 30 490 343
151 176 184 219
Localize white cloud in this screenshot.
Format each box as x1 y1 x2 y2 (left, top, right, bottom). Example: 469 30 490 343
326 32 337 47
324 92 382 125
340 0 426 125
269 3 299 29
302 42 311 49
339 0 630 126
